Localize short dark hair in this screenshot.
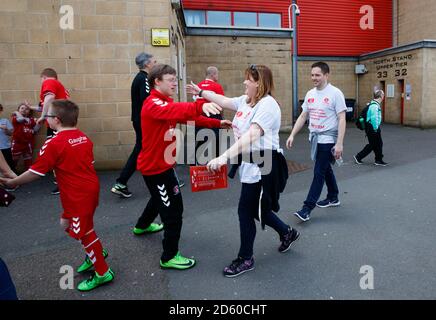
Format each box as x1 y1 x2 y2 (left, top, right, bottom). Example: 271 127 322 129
0 104 3 111
50 99 79 127
374 89 384 99
148 64 176 88
311 62 330 74
40 68 58 79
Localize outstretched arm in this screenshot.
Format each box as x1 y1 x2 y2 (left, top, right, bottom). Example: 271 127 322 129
187 82 237 111
0 153 17 179
0 170 40 188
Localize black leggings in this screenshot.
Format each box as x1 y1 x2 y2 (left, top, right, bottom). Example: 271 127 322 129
237 182 289 259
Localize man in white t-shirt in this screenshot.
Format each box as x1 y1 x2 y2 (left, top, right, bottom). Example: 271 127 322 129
286 62 347 222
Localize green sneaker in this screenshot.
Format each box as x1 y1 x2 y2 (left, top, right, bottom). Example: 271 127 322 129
77 268 115 292
133 223 164 235
160 252 196 270
76 249 109 273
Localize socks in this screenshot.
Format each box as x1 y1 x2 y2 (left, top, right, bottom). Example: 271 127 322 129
80 230 109 276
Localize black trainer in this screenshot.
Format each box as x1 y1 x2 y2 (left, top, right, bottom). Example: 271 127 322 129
353 155 363 165
316 198 340 208
278 227 300 253
293 206 311 222
110 183 132 198
223 257 254 278
374 160 388 166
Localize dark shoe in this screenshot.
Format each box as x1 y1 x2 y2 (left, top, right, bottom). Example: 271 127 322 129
51 187 60 195
353 155 363 165
278 227 300 253
293 207 311 222
111 183 132 198
178 179 185 188
223 257 254 278
374 160 388 166
316 198 340 208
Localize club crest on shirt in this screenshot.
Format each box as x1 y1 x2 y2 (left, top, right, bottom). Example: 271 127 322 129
173 185 180 195
323 97 330 104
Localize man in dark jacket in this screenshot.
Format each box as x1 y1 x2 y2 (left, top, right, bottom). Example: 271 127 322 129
111 52 156 198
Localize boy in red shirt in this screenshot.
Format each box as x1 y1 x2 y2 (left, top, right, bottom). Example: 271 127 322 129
0 100 114 292
11 103 41 171
135 64 231 270
26 68 70 195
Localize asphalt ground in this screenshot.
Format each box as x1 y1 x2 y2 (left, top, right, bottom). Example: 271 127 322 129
1 123 436 300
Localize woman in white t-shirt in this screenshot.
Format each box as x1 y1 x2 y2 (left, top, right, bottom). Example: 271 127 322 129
187 65 300 278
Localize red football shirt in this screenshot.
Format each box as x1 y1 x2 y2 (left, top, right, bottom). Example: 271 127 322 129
39 78 69 103
11 116 37 145
197 79 224 96
29 129 99 217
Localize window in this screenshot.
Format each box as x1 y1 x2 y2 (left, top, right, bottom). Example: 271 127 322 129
234 12 257 27
185 9 205 26
183 10 282 28
259 13 281 28
207 11 231 26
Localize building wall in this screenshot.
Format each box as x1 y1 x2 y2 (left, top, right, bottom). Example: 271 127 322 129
0 0 185 169
185 35 293 128
297 60 357 103
182 0 393 56
422 48 436 127
359 49 424 127
397 0 436 45
297 0 392 56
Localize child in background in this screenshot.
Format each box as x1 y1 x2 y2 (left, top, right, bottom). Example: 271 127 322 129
11 103 41 171
0 99 114 292
0 104 15 173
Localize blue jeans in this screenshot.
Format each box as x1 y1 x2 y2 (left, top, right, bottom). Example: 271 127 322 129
238 182 289 259
304 143 339 210
0 258 18 300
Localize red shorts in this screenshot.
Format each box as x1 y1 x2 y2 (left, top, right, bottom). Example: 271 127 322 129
61 213 94 240
11 142 33 160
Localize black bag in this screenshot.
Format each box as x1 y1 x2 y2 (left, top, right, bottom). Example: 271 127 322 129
355 103 370 130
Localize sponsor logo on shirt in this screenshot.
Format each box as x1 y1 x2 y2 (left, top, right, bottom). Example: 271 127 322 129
152 98 168 107
308 98 315 104
68 136 88 146
236 111 243 118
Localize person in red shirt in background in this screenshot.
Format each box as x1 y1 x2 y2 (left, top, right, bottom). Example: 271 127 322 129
194 66 225 164
26 68 70 195
135 64 231 270
0 100 114 292
11 103 41 172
